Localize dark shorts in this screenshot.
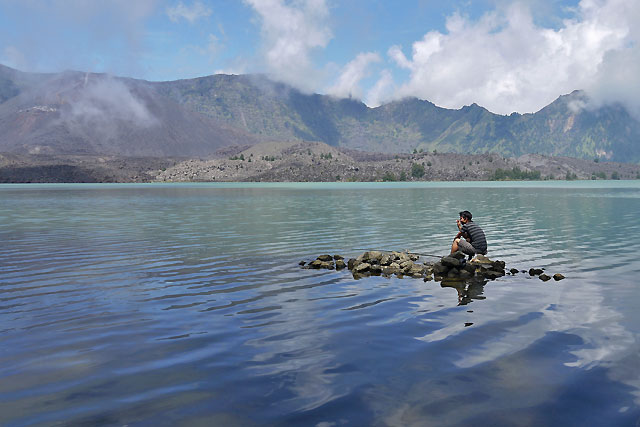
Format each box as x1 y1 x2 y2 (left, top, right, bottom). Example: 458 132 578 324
457 238 486 255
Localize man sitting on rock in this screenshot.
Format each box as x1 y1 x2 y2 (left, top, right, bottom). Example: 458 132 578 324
451 210 487 259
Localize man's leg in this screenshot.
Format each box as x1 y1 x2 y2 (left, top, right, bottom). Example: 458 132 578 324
451 238 460 254
455 238 476 257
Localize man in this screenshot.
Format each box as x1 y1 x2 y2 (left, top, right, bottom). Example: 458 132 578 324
451 210 487 258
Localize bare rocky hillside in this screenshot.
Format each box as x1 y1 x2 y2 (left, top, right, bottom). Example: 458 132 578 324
2 141 639 183
155 141 640 183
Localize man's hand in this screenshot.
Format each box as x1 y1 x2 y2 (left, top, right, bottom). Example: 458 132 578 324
456 219 461 229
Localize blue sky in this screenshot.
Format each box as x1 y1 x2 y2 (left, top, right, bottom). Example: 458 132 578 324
1 0 639 116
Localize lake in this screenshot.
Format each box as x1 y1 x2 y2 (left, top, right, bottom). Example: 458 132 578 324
1 182 640 426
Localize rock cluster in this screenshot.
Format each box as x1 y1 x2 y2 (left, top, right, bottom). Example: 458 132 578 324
346 250 426 279
300 254 347 270
431 252 506 281
526 268 565 281
303 250 566 283
303 250 506 281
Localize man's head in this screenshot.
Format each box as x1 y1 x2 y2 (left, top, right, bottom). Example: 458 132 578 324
459 210 473 223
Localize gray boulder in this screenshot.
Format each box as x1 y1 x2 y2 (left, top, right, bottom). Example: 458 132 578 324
492 260 506 270
441 256 462 268
433 262 449 275
309 259 334 269
383 265 399 275
308 260 324 269
463 263 476 274
529 268 544 276
483 270 504 280
393 252 410 262
354 262 371 273
370 264 383 274
368 251 383 263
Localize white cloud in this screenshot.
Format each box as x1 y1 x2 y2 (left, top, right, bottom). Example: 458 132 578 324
68 75 157 127
55 74 157 144
366 69 395 108
579 0 640 118
385 0 639 116
166 1 212 24
244 0 332 92
327 52 381 100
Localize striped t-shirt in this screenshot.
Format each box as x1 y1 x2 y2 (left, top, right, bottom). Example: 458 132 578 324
460 221 487 253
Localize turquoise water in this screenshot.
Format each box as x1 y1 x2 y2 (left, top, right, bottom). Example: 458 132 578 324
1 182 640 426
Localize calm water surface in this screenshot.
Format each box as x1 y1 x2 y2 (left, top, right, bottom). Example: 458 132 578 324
1 182 640 426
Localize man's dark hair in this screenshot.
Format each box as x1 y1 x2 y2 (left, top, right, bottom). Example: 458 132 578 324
459 210 473 221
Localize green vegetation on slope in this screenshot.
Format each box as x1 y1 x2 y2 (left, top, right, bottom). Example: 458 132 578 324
154 76 640 163
490 167 542 181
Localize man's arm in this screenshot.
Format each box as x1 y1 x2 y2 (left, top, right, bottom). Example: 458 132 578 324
454 220 463 240
457 221 470 241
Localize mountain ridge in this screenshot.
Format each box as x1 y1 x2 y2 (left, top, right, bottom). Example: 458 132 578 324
1 64 639 163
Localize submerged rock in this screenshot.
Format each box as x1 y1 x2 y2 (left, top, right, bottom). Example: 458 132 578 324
553 273 565 281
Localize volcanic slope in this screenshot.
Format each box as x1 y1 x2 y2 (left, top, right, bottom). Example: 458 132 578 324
0 67 257 157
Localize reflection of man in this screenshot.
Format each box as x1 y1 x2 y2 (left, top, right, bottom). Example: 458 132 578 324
451 210 487 258
441 278 488 305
